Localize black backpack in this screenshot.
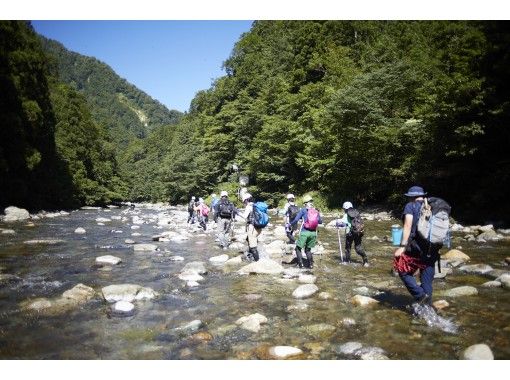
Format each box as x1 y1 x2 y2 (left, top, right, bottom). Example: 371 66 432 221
287 204 300 222
218 200 234 218
347 208 364 236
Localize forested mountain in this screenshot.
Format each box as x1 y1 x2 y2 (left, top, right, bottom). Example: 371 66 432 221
39 37 182 148
156 21 510 223
0 21 124 210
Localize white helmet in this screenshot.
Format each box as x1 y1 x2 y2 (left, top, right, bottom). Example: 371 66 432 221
191 196 196 200
220 191 228 197
342 201 353 210
286 193 295 200
242 193 252 202
212 193 217 198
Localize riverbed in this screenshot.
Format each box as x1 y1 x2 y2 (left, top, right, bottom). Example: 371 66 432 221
0 204 509 359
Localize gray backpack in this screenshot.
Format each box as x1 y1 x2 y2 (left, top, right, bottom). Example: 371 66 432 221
417 197 451 248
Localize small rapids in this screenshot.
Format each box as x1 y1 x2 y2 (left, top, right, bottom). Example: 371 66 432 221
411 303 458 334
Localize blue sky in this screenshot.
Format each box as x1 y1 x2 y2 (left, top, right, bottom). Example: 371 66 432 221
32 20 253 112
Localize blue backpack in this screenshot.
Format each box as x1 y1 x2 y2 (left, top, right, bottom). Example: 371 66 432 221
252 201 270 228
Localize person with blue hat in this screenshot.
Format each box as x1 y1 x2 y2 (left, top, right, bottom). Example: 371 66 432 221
393 185 437 306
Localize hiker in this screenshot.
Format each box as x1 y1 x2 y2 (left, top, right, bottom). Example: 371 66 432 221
393 186 441 305
336 201 369 266
214 191 237 249
210 193 219 221
283 193 300 244
187 196 196 224
289 195 323 269
195 198 210 231
241 193 262 261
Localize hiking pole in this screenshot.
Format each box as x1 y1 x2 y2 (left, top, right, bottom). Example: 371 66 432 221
337 226 344 263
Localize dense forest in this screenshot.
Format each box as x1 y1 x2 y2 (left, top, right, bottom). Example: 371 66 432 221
1 21 509 224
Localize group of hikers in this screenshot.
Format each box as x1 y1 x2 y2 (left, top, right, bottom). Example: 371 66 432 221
186 185 450 307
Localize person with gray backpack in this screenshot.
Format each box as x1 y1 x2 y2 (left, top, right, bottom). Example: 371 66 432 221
393 186 451 306
336 201 369 267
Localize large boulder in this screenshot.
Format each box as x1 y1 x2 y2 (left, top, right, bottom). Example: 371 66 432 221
496 273 510 289
461 344 494 360
3 206 30 222
442 249 470 262
209 254 229 264
477 230 501 242
238 259 284 275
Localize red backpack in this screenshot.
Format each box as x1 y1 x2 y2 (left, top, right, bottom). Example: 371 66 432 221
303 208 319 230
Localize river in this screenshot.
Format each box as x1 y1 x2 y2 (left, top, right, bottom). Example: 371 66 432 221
0 204 509 359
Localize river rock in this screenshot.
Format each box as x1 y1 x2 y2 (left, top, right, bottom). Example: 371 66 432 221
478 225 494 233
133 244 158 252
268 346 302 359
292 284 319 299
3 206 30 222
318 292 332 300
496 273 510 289
303 323 336 337
1 229 16 234
175 320 203 333
190 331 213 342
442 249 470 262
433 300 450 309
283 268 303 278
335 342 363 355
96 255 122 265
264 240 285 255
238 259 284 275
358 346 389 360
228 242 246 251
342 318 357 326
224 256 243 266
298 274 317 284
124 239 136 244
209 254 229 264
169 256 185 261
74 227 86 234
178 272 204 282
186 281 200 287
461 344 494 360
236 313 268 333
351 295 379 306
287 303 309 312
0 273 22 285
62 284 95 302
459 264 494 275
482 281 502 288
182 261 207 274
101 284 157 303
113 301 135 314
477 230 501 242
505 257 510 265
24 239 65 245
95 217 111 223
440 286 478 297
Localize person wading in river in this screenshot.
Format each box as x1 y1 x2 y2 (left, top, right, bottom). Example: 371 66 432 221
289 194 323 269
283 193 300 244
393 186 439 305
214 191 237 249
336 201 369 266
187 196 196 224
241 193 262 261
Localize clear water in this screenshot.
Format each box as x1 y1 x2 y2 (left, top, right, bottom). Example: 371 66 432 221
0 205 509 359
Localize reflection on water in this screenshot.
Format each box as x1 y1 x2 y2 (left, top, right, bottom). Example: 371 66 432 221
0 205 509 359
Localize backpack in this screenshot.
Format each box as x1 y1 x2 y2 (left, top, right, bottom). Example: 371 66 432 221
347 208 364 236
201 204 210 216
287 204 300 222
416 197 451 250
211 198 219 209
252 201 270 228
303 208 319 230
218 200 234 218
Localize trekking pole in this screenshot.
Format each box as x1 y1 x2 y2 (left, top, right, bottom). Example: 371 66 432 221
337 226 344 263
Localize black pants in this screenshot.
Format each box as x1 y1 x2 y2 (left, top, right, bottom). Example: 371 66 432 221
286 225 297 244
187 210 195 223
345 232 367 263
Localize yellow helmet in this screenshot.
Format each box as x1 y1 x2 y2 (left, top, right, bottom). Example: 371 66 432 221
303 195 313 203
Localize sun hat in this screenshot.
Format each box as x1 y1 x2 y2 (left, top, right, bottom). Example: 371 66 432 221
220 191 228 197
242 193 252 202
404 186 427 197
303 195 313 203
287 193 295 200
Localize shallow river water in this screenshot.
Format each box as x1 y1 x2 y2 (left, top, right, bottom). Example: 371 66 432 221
0 205 509 359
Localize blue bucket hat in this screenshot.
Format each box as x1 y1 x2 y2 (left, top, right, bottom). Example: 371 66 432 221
404 186 427 197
